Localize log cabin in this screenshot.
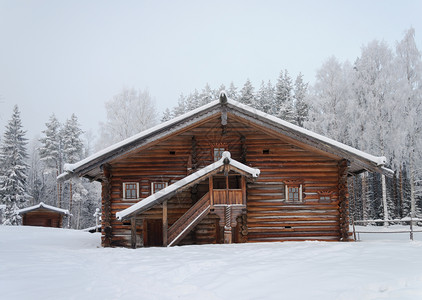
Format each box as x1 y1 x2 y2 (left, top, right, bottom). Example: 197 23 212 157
19 202 70 228
58 93 392 248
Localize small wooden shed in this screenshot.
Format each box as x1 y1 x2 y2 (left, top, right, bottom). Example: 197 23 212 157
19 202 70 228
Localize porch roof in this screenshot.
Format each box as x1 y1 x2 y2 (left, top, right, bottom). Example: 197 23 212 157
116 151 260 221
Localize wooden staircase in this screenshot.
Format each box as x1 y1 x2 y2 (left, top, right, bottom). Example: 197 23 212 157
167 192 210 247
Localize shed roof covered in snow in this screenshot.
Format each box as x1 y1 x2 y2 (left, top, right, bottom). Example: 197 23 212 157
116 151 260 220
18 202 70 216
58 93 392 182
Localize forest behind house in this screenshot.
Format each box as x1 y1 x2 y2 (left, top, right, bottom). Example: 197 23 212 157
1 28 421 229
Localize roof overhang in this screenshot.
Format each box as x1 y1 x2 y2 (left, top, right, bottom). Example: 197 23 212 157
58 92 393 182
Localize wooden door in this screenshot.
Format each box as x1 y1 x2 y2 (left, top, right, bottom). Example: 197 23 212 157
144 219 163 247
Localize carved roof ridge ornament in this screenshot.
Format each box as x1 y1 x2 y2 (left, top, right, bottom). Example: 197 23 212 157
220 91 228 126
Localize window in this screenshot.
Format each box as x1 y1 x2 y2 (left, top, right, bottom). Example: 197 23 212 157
123 182 139 199
151 182 168 194
263 149 270 154
213 147 226 161
318 191 333 203
284 182 303 203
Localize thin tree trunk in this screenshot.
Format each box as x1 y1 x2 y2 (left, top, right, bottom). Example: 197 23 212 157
362 173 368 220
410 162 416 219
399 166 404 218
68 179 73 228
382 174 388 226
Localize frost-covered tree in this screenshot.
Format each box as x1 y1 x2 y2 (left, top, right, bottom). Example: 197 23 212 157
96 88 158 150
199 83 214 106
62 114 83 164
185 89 201 112
161 108 172 122
62 114 84 227
0 105 28 225
294 73 309 127
305 57 354 144
394 28 422 218
39 114 62 172
227 82 238 101
239 78 255 106
39 114 63 207
27 137 43 206
256 81 269 113
275 70 295 123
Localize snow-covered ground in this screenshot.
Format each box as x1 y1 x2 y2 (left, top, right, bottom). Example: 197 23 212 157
1 226 422 300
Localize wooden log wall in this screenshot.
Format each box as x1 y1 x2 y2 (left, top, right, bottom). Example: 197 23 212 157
22 211 62 228
245 131 342 242
103 114 345 247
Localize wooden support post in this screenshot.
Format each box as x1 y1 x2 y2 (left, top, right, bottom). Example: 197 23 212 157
131 217 137 249
209 177 214 206
163 200 168 247
224 206 232 244
338 159 350 241
241 176 246 205
101 164 112 247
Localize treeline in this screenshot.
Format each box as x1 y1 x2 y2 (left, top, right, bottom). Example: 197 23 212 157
1 28 420 227
163 28 422 222
0 107 100 228
0 88 158 228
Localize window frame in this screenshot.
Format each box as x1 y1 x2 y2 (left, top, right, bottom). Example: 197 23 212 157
284 180 304 203
151 182 168 194
317 190 334 203
212 146 227 162
122 182 140 200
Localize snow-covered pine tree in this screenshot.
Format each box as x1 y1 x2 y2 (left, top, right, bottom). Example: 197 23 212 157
215 84 226 100
275 70 296 123
62 114 83 164
239 78 255 106
0 105 28 225
265 80 276 115
171 93 187 118
200 83 214 106
256 81 268 112
294 73 309 127
161 108 172 122
227 82 238 101
62 114 84 228
39 114 63 207
185 89 201 112
27 138 43 206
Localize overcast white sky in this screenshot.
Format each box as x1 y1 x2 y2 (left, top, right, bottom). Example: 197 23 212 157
1 0 421 141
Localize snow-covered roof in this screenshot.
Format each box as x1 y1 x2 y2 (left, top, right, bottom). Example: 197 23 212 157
58 93 392 181
18 202 71 215
116 151 260 220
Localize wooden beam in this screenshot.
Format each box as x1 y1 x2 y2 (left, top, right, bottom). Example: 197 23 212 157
241 176 246 205
209 176 214 206
101 164 112 247
131 217 137 249
338 159 350 241
163 200 168 247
